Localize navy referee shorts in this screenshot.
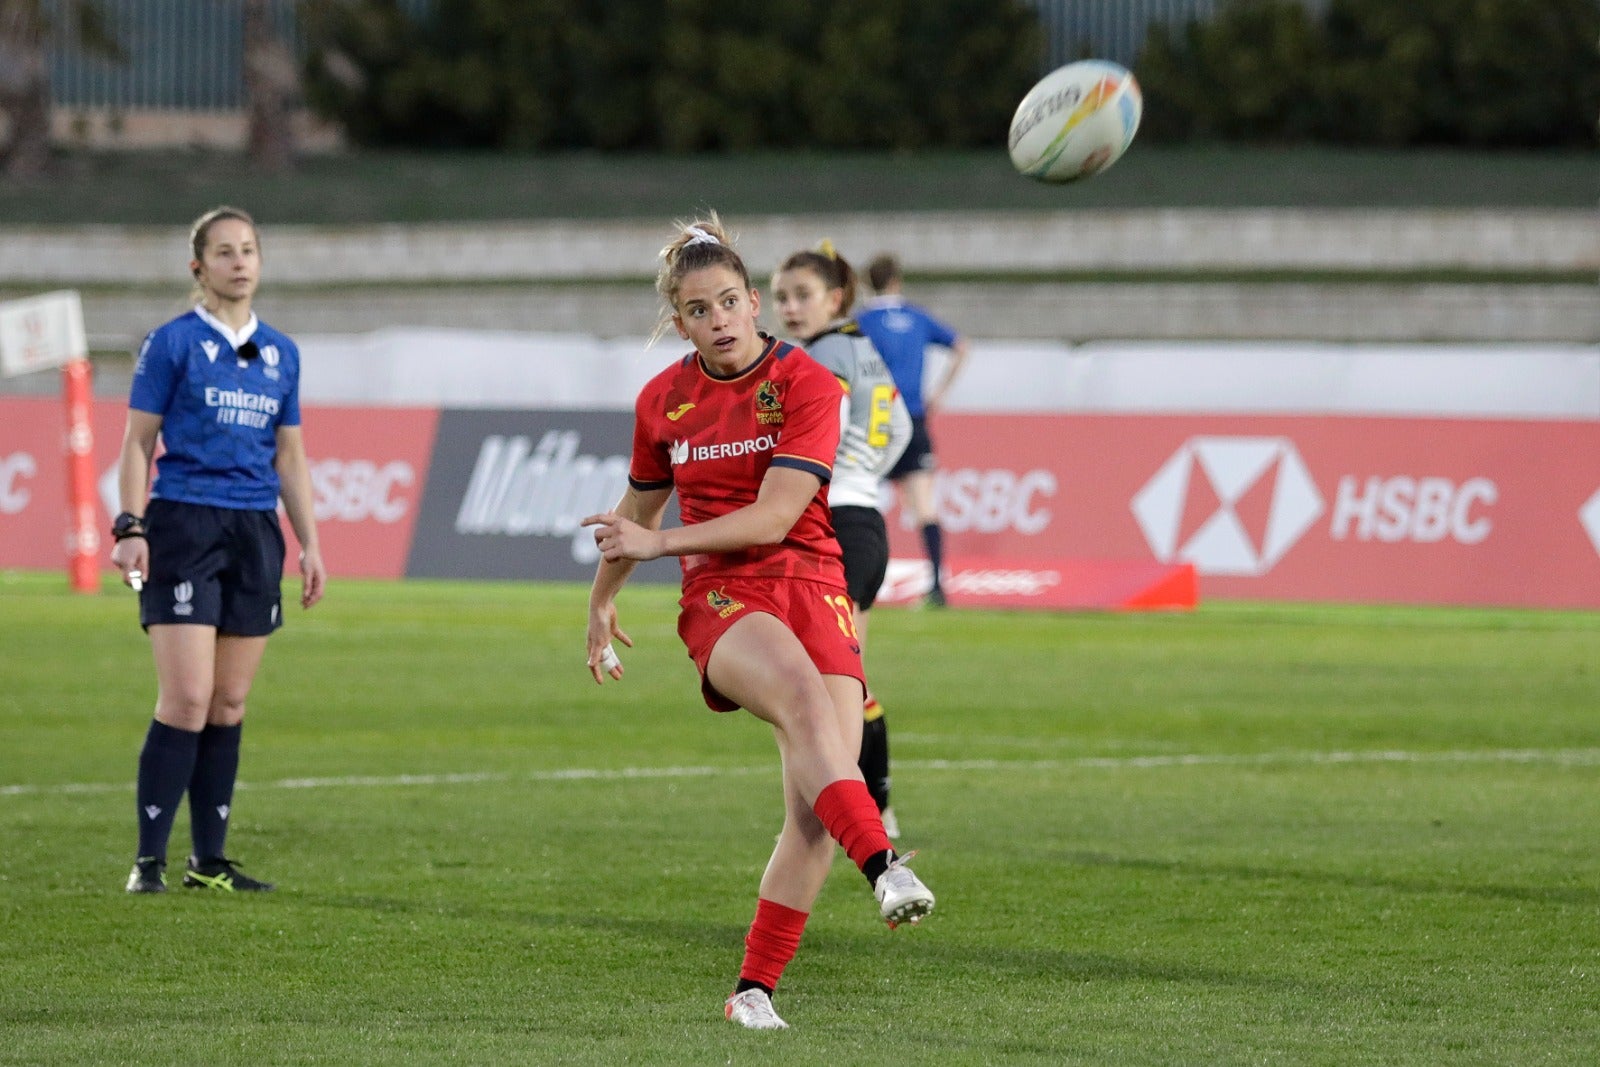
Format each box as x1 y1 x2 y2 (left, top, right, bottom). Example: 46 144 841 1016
139 499 286 636
887 415 936 480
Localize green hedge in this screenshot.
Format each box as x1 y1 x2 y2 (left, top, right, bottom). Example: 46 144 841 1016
300 0 1045 150
1136 0 1600 147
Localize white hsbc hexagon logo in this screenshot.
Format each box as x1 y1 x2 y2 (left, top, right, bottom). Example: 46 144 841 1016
1132 437 1324 577
1581 487 1600 558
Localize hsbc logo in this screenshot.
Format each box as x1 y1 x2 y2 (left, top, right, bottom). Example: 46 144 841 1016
1132 437 1324 577
311 459 415 524
1580 487 1600 559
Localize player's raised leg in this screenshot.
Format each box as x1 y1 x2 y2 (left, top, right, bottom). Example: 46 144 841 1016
710 614 933 928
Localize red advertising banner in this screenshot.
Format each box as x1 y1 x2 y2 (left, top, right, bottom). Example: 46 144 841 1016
0 398 436 581
883 414 1600 609
0 397 126 572
8 396 1600 608
284 405 439 579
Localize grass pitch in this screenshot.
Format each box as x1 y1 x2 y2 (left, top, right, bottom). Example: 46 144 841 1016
0 571 1596 1065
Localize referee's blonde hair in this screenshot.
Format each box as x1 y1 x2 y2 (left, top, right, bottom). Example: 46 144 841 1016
187 206 258 304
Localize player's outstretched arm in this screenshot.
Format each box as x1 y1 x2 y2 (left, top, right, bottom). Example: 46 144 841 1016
586 467 819 564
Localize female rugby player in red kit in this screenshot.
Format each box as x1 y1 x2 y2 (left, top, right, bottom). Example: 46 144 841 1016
583 214 935 1031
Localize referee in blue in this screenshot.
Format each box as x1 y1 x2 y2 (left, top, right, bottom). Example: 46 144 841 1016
111 206 325 893
856 254 969 607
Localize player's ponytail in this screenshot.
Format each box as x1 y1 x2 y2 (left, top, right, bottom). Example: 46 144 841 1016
778 240 858 316
653 212 751 342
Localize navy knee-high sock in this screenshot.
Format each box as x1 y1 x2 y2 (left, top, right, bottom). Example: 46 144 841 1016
189 723 243 861
136 720 201 861
921 523 944 592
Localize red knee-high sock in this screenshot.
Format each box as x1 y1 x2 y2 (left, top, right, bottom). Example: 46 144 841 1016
812 778 892 871
738 898 809 993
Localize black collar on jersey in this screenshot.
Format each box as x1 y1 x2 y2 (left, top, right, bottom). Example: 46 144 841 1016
697 333 784 381
802 318 861 345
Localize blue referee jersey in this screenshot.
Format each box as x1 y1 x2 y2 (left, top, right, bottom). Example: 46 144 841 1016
854 296 960 418
129 306 302 511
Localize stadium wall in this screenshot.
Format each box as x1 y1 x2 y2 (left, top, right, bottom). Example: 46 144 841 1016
3 211 1590 284
1 211 1591 357
3 338 1598 608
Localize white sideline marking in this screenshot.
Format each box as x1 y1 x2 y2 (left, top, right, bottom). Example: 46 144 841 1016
3 748 1598 799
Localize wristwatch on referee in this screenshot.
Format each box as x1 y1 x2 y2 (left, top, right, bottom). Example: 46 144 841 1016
111 511 146 541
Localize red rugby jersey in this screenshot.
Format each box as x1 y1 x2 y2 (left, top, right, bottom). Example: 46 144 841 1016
630 335 846 584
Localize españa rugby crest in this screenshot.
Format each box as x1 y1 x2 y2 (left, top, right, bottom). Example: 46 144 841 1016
754 380 783 425
707 587 745 618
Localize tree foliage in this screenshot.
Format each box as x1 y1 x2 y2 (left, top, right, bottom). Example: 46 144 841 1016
299 0 1044 150
0 0 121 177
1137 0 1600 147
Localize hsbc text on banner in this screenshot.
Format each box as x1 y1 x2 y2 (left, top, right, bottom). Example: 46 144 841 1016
406 409 681 583
0 398 436 580
282 405 439 579
882 413 1600 609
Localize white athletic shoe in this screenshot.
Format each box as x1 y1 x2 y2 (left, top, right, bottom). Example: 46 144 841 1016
880 806 901 839
874 850 935 929
725 988 789 1030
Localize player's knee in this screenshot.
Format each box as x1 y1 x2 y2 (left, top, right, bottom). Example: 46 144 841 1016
208 689 249 725
783 696 846 752
760 662 825 712
156 691 210 730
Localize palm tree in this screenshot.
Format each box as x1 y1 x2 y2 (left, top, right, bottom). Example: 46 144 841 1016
0 0 118 178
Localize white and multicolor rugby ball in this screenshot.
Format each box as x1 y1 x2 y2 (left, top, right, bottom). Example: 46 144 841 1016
1008 60 1142 183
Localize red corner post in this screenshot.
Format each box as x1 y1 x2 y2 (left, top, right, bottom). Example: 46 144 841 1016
63 358 99 592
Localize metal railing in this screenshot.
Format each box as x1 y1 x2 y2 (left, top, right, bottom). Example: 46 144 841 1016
1030 0 1222 68
46 0 431 110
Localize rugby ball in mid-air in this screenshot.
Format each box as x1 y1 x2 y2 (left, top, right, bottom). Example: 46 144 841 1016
1008 60 1142 183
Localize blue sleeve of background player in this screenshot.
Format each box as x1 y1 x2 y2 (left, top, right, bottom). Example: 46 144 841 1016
916 306 960 349
128 328 179 416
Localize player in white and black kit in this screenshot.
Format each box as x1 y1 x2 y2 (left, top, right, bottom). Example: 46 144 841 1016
773 243 911 837
111 206 325 894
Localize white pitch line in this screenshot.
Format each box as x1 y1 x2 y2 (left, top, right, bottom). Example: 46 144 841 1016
2 747 1597 799
0 763 769 798
900 748 1600 772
